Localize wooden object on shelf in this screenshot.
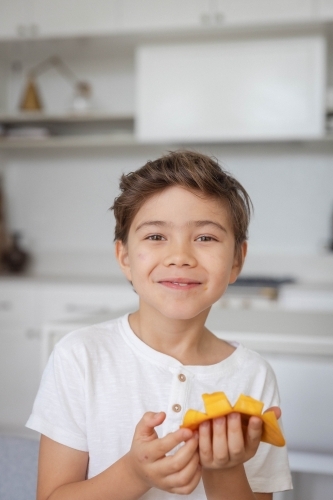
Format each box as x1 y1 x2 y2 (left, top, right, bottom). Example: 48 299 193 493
20 78 43 111
19 56 91 113
0 176 10 272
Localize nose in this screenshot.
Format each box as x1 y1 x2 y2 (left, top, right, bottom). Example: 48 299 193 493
163 239 197 267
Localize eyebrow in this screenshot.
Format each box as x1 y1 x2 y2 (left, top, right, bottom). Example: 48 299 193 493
135 220 227 233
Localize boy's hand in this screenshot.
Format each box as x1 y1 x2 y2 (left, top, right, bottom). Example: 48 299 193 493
198 406 281 470
126 411 202 495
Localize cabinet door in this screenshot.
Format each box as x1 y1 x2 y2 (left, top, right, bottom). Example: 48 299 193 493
222 0 314 25
0 326 41 429
317 0 333 19
33 0 119 37
0 281 37 329
121 0 211 31
136 37 326 142
0 0 31 39
39 283 138 324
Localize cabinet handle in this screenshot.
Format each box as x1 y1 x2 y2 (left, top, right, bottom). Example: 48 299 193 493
200 13 211 25
30 24 39 37
215 12 224 24
17 25 27 37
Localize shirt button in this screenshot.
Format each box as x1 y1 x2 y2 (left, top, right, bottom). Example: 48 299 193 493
178 374 186 382
172 404 182 413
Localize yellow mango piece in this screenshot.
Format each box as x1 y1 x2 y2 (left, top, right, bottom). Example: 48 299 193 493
202 392 233 418
181 392 286 447
261 410 286 447
233 394 264 416
181 409 210 431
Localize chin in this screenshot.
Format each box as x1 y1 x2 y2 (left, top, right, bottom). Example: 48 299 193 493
157 304 210 321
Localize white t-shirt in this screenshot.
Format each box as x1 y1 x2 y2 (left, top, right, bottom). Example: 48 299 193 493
26 314 292 498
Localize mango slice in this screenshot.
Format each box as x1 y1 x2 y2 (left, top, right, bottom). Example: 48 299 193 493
202 392 233 418
181 392 285 447
182 409 210 431
233 394 264 416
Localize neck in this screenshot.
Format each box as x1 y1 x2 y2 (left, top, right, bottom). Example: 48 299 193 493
128 302 212 365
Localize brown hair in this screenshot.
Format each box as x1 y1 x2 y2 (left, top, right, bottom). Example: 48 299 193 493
111 150 252 256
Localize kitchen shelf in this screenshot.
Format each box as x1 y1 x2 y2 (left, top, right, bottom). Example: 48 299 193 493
0 112 133 123
2 133 333 150
1 113 333 150
0 112 136 149
0 133 137 149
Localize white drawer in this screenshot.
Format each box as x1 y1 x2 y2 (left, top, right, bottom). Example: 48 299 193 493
39 283 138 323
0 282 37 327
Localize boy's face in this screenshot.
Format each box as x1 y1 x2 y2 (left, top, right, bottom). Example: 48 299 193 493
116 186 246 321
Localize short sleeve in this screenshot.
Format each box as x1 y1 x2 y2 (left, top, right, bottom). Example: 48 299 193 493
26 341 88 452
244 359 293 493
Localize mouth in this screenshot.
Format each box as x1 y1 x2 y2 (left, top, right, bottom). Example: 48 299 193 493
158 278 202 290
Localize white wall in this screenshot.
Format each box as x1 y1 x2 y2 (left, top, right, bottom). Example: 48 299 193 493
3 142 333 278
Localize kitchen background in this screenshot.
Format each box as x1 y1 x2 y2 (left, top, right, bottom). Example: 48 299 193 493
0 2 333 500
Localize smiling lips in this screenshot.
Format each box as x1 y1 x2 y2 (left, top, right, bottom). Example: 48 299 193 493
158 278 202 290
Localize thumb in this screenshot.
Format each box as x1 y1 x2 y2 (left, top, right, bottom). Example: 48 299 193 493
135 411 166 440
264 406 281 420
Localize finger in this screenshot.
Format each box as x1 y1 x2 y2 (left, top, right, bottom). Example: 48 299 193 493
226 413 244 461
135 412 166 441
198 420 213 465
163 432 199 475
246 415 263 455
167 450 201 493
171 464 202 496
212 417 229 464
148 427 194 462
265 406 281 420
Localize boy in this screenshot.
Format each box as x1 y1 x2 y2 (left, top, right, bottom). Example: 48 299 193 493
26 150 292 499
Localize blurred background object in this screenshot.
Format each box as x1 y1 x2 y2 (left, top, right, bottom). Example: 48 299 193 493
0 175 10 273
19 55 92 113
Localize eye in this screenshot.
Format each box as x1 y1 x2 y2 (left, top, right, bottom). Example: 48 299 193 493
146 234 165 241
196 235 217 242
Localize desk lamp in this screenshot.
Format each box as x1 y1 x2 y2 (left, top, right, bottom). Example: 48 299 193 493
19 55 92 113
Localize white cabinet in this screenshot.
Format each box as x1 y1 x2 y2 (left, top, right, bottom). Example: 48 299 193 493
0 0 319 40
33 0 120 38
0 0 34 39
121 0 211 32
136 36 326 143
0 326 41 429
0 281 36 328
0 279 138 431
0 281 40 430
221 0 314 26
39 282 138 324
0 0 119 39
317 0 333 19
121 0 315 33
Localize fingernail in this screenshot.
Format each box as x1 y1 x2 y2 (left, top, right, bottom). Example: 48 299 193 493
251 417 262 429
228 412 239 420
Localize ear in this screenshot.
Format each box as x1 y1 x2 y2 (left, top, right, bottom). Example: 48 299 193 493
229 241 247 284
115 240 132 282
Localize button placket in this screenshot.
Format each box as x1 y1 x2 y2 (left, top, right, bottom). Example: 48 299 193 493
164 369 192 435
